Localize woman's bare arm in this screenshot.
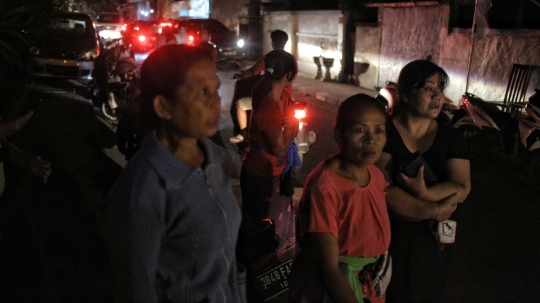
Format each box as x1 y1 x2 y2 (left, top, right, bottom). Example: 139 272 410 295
307 232 359 303
376 152 458 221
397 158 471 203
262 116 298 157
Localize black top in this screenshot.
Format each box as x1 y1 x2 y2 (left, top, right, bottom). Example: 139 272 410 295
383 119 469 185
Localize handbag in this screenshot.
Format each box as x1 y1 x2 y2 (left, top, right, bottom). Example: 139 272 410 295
360 251 392 298
279 140 300 197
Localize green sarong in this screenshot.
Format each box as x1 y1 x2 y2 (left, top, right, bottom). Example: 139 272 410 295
322 255 379 303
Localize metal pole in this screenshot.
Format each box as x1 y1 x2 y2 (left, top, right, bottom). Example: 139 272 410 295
465 0 479 92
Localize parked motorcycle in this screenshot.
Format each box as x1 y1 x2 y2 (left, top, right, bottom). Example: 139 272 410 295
376 81 397 115
516 90 540 186
448 92 518 153
519 89 540 150
236 218 286 302
291 100 317 165
519 103 540 151
90 38 138 121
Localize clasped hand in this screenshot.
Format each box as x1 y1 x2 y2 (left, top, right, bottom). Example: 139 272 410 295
398 165 457 222
397 165 428 200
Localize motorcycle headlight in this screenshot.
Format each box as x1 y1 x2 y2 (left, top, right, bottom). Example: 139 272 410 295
237 38 245 48
80 48 99 61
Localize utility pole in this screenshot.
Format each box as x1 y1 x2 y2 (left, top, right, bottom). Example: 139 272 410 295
338 0 355 84
246 0 262 59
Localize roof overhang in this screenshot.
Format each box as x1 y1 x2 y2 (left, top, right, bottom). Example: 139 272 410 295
364 1 441 8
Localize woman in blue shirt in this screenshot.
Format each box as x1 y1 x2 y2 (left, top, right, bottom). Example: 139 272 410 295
105 44 246 303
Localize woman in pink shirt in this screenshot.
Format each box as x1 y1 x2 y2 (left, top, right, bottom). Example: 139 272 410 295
290 94 391 303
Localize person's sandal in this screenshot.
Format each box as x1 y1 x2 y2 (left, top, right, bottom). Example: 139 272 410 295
229 134 244 144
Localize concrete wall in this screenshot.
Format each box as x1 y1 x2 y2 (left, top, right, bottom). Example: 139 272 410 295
378 4 540 103
442 30 540 103
355 25 381 90
378 6 446 89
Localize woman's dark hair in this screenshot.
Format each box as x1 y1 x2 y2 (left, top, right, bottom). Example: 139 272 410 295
394 60 449 115
138 44 212 129
251 49 297 109
334 93 387 143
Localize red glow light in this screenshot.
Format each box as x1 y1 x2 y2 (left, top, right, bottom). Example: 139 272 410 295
294 109 306 119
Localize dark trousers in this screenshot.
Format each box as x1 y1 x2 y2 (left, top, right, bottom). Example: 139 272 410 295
240 169 297 263
386 219 452 303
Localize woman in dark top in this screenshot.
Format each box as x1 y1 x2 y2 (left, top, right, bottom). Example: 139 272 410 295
375 60 471 302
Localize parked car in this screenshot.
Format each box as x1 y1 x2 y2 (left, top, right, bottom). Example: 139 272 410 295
181 18 245 59
95 12 123 41
28 11 100 82
122 20 162 54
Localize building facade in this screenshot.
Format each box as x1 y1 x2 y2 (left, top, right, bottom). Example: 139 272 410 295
262 2 540 104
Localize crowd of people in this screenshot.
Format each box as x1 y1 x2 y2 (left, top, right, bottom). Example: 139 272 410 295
0 30 471 303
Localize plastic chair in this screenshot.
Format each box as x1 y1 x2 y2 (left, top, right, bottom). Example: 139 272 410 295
493 64 536 118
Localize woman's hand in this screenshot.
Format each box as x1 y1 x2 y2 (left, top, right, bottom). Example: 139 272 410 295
397 165 428 199
398 159 471 204
434 194 458 222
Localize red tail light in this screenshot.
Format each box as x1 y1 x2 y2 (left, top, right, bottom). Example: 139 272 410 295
121 24 127 31
138 35 146 42
294 109 306 119
187 35 195 45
